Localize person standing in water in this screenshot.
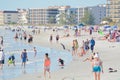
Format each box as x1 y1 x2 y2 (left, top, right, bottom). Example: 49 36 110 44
56 34 59 43
0 49 5 69
21 49 28 68
0 36 3 46
33 47 37 58
44 53 51 80
49 34 53 43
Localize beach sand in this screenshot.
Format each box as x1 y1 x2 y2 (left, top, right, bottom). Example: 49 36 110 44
9 28 120 80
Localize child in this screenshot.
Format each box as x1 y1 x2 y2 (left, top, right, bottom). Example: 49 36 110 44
58 58 64 66
8 54 15 66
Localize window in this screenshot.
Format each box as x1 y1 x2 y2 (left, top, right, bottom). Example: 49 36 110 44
7 17 11 19
7 14 11 16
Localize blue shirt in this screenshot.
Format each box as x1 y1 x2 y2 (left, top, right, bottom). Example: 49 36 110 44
90 39 95 46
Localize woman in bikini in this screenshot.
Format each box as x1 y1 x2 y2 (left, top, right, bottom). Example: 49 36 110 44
91 56 103 80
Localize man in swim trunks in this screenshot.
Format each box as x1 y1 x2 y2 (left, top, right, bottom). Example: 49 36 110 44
21 49 28 68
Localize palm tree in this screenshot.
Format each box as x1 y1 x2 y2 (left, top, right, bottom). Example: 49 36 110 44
67 13 77 25
58 13 67 25
48 16 55 24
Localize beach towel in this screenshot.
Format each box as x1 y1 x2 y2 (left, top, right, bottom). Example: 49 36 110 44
98 30 104 35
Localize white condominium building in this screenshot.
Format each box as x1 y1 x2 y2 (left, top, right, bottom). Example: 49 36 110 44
17 9 28 24
0 11 4 25
88 4 106 24
4 11 18 24
28 8 48 25
77 7 87 24
107 0 120 22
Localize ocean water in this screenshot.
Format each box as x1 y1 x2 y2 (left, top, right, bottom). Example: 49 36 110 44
0 28 72 80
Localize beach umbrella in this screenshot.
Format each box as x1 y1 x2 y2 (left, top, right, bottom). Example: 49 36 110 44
78 26 83 28
63 26 69 28
78 23 85 27
104 25 111 28
71 26 77 30
111 26 118 30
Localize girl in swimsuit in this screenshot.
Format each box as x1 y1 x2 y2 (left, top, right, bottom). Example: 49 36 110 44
44 53 51 80
78 46 85 57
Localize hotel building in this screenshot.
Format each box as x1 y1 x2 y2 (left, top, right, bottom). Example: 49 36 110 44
4 11 18 24
28 8 48 25
107 0 120 22
88 4 106 24
28 6 70 25
17 9 28 24
77 7 88 24
0 11 4 25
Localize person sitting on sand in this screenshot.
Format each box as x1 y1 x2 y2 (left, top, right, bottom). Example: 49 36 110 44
78 46 86 57
83 53 96 62
98 34 109 40
108 31 117 42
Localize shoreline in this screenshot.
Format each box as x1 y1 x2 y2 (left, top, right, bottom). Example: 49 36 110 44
0 27 120 80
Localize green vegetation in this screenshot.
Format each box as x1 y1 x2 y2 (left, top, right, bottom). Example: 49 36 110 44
102 17 113 23
58 13 67 25
58 12 77 26
48 16 55 24
81 10 94 25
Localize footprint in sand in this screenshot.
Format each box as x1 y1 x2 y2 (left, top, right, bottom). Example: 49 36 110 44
62 77 74 80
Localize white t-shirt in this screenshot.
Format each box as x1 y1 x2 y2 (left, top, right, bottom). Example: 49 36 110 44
0 51 5 60
0 51 3 60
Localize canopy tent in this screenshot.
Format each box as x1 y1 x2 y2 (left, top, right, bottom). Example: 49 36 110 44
78 23 85 27
63 26 69 28
104 25 111 28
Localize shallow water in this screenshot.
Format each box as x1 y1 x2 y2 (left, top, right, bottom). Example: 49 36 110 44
0 28 72 80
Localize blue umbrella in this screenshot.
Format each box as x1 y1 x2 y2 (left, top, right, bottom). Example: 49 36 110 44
64 26 69 28
78 23 85 27
104 25 111 28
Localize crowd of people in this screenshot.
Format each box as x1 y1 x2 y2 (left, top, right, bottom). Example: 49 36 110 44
72 37 95 57
14 31 33 43
49 34 60 43
0 25 120 80
98 29 120 42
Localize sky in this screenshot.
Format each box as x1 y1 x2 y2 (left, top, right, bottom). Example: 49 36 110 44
0 0 106 10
